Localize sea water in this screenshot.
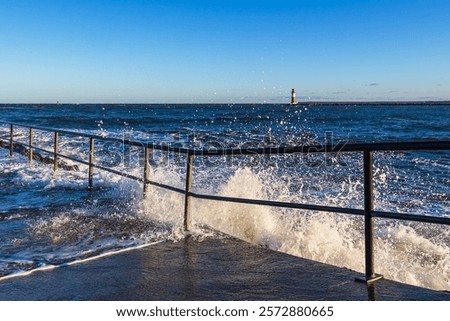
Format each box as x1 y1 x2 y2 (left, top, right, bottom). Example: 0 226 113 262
0 104 449 291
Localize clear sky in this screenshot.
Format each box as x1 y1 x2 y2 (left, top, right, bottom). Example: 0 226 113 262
1 0 449 103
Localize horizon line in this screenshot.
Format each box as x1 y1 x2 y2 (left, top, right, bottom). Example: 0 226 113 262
1 100 450 105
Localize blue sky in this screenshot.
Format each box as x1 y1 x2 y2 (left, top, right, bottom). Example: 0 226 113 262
1 0 449 103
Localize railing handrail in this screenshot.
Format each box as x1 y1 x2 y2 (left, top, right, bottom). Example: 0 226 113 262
2 120 450 155
2 120 450 283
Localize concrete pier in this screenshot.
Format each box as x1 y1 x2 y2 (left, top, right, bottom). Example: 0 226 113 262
0 237 448 301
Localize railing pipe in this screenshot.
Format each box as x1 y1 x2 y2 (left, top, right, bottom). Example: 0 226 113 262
364 150 375 278
2 120 450 154
372 211 450 225
356 150 383 283
143 144 150 198
53 131 59 171
29 128 33 162
88 137 95 189
190 192 365 216
184 152 194 232
9 124 13 157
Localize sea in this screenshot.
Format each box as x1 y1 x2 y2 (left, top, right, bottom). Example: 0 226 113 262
0 103 449 292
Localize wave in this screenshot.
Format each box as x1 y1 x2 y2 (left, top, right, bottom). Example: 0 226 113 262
0 112 449 291
187 167 449 291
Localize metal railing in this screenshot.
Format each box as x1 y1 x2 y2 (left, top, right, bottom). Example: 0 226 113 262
1 120 450 284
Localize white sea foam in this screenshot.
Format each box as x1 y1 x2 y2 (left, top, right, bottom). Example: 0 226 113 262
185 166 450 291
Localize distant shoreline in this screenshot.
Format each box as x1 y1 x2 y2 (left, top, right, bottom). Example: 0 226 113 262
0 101 449 106
298 101 450 106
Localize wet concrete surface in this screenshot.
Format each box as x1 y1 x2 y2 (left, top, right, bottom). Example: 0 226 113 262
0 237 448 300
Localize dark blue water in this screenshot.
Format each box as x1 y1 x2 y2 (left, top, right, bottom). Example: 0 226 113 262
1 104 449 143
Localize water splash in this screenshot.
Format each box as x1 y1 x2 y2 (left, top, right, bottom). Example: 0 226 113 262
1 110 449 291
189 166 450 291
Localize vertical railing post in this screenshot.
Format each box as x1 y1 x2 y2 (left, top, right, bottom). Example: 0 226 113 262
143 144 150 198
363 149 375 278
88 137 95 189
356 149 383 283
184 152 194 232
53 131 59 171
123 132 131 168
29 128 33 162
9 124 13 157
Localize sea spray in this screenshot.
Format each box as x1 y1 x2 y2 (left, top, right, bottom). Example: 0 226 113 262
189 166 450 291
193 168 279 246
1 104 449 291
375 220 450 290
1 139 449 290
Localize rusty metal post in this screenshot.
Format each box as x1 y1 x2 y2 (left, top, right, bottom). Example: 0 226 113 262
9 124 13 157
184 153 194 232
29 128 33 162
356 149 383 283
143 144 150 198
53 131 59 171
88 137 94 189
